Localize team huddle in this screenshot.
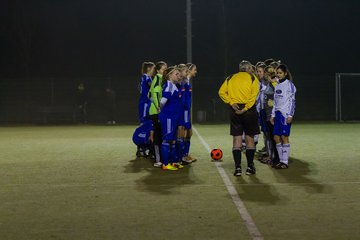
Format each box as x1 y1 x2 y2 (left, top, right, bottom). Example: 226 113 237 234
133 62 197 171
219 59 296 176
133 58 296 176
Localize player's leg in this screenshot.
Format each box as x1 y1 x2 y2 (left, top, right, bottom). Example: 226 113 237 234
159 114 179 171
183 109 196 162
243 107 260 175
277 132 291 169
150 114 162 167
230 110 243 176
176 111 186 164
273 111 290 169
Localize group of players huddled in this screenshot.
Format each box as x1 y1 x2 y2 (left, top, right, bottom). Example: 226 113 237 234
219 58 296 175
133 61 198 171
253 59 296 169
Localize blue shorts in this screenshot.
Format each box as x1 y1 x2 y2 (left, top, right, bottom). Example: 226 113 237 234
273 111 291 136
138 100 150 123
159 114 178 141
178 110 185 127
183 109 192 129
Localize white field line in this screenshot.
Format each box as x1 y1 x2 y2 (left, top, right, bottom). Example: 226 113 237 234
193 127 264 240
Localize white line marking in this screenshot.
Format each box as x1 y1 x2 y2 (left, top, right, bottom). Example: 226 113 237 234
193 126 264 240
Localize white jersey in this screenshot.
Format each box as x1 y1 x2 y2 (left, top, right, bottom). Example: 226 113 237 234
271 79 296 118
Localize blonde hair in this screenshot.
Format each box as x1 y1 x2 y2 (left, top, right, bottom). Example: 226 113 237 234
141 62 155 75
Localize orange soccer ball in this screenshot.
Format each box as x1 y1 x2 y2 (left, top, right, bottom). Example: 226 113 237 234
210 149 223 161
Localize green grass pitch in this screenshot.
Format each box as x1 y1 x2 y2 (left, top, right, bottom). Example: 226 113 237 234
0 123 359 239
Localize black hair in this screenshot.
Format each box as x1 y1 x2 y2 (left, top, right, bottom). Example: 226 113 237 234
276 64 293 81
155 61 167 73
162 66 177 86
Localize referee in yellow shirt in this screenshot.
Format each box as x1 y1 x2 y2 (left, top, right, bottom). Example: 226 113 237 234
218 60 260 176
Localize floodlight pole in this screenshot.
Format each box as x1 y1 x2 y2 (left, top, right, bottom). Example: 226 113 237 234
186 0 194 122
186 0 192 63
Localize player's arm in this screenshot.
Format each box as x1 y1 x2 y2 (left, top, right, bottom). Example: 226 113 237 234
160 88 170 110
152 86 161 111
270 89 276 125
244 76 259 111
148 76 157 99
218 78 231 105
286 83 296 123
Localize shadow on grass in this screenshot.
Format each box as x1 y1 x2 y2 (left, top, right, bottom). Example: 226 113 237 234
271 157 332 194
123 156 153 173
234 176 283 205
124 157 200 195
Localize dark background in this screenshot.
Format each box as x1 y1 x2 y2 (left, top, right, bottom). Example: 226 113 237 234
1 0 359 123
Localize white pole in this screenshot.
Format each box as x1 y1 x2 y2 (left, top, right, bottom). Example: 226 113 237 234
339 74 342 122
335 73 338 121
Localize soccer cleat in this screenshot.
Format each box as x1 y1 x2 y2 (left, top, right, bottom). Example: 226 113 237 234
258 147 267 153
233 168 242 177
185 155 197 162
245 166 256 175
274 162 288 169
172 163 184 169
182 157 192 164
153 162 163 168
162 164 178 171
136 150 146 157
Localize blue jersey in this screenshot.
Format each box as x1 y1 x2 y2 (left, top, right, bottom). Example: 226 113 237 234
132 120 153 146
161 80 181 116
139 74 152 103
177 82 186 110
183 79 192 110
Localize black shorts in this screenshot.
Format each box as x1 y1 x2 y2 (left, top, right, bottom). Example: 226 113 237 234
230 104 260 136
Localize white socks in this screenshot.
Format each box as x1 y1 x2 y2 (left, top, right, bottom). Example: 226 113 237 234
276 143 290 165
154 145 161 163
282 144 290 165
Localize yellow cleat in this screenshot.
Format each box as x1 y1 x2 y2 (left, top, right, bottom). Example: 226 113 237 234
172 163 184 169
162 164 178 171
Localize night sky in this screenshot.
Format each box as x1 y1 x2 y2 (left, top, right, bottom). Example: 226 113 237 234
1 0 360 122
2 0 360 77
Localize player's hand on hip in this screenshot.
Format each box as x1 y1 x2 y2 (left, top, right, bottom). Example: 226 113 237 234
235 109 246 115
286 116 293 124
270 117 274 125
231 104 240 111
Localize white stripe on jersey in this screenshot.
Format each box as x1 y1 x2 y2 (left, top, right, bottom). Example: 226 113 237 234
184 110 189 123
143 103 148 117
167 118 171 134
164 81 177 95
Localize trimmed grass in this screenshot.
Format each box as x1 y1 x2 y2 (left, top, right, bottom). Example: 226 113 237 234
0 123 359 239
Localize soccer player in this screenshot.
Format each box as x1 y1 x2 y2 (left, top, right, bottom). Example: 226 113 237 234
258 65 280 165
138 62 155 123
159 66 183 170
182 63 197 162
218 60 260 176
148 61 167 167
256 62 270 161
175 64 192 164
132 119 154 158
270 64 296 169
